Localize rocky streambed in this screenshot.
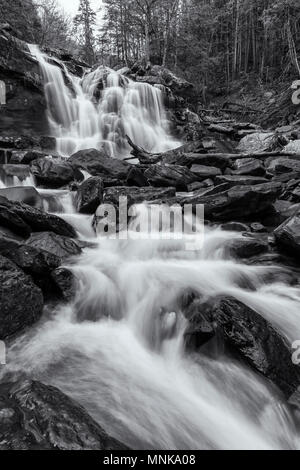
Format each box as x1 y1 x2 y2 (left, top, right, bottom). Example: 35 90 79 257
1 125 300 449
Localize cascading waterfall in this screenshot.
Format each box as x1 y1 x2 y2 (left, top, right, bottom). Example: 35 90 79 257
2 45 300 450
29 45 180 157
3 214 300 450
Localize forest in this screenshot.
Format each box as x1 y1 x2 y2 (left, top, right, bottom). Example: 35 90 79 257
1 0 300 98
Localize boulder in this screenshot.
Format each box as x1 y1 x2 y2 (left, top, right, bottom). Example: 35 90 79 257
237 132 275 153
0 186 42 208
180 182 281 221
26 232 82 260
0 255 43 339
162 152 230 170
225 237 269 259
266 157 300 176
0 164 31 186
69 148 131 180
76 177 104 214
144 164 198 190
51 267 77 302
0 379 126 450
274 212 300 257
214 175 268 187
21 150 51 164
190 165 222 180
31 158 83 188
183 295 300 397
0 196 77 238
232 158 265 177
102 186 176 207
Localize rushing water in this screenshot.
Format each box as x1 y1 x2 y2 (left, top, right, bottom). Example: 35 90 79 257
28 45 180 157
1 47 300 449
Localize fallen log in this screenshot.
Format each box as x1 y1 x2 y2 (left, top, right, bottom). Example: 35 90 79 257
125 135 163 164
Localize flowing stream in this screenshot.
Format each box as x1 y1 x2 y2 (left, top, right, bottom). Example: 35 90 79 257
2 48 300 449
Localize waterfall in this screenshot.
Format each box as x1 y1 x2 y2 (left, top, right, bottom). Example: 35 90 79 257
29 45 180 157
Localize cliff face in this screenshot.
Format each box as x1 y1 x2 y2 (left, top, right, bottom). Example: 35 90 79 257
0 29 48 136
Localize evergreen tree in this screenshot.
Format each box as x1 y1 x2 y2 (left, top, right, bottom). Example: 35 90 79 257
74 0 97 65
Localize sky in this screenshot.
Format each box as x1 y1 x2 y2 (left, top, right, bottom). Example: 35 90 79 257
57 0 102 17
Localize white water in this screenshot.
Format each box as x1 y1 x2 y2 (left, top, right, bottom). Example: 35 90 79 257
29 45 180 157
4 219 300 450
2 47 300 450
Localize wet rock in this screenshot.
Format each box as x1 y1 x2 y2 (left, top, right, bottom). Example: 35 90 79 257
232 158 265 177
0 379 126 450
31 158 83 188
144 164 198 190
185 295 300 397
102 186 176 207
284 140 300 153
187 179 214 192
26 232 82 260
190 164 222 180
126 166 148 187
273 200 300 225
162 152 230 170
0 255 43 339
0 186 42 208
76 177 104 214
0 196 76 238
274 212 300 257
266 157 300 175
250 222 266 233
212 296 300 397
225 237 269 259
220 222 250 232
214 175 268 187
237 132 275 153
39 136 56 150
183 297 215 350
21 150 51 164
180 182 281 222
51 267 77 302
69 148 131 180
0 164 30 185
0 236 60 275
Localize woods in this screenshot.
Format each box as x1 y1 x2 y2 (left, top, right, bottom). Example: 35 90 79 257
1 0 300 97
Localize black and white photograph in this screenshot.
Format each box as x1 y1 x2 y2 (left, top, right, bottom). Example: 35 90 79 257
0 0 300 454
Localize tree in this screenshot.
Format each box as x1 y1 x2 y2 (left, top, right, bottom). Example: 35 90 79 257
35 0 74 50
0 0 42 42
74 0 97 65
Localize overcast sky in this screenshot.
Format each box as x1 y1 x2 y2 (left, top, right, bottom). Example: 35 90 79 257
57 0 102 17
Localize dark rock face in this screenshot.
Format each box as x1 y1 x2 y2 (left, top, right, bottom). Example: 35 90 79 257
225 237 269 259
0 255 43 339
0 33 48 136
274 212 300 257
51 267 77 302
21 150 51 164
31 158 83 188
144 164 198 190
26 232 82 260
180 182 281 222
76 176 104 214
0 196 76 238
232 158 265 177
162 152 230 170
102 186 176 207
0 186 42 208
190 164 222 180
183 295 300 397
0 380 127 450
69 148 131 180
135 64 193 98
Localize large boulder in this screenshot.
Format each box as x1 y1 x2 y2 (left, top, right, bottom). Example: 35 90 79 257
30 158 83 188
0 379 126 450
26 232 82 260
184 295 300 397
274 212 300 257
0 186 42 208
102 186 176 207
232 158 265 177
136 65 193 98
162 152 230 170
180 182 281 222
69 148 131 180
0 196 77 238
237 132 275 153
76 176 104 214
144 164 198 190
266 157 300 175
0 255 43 339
